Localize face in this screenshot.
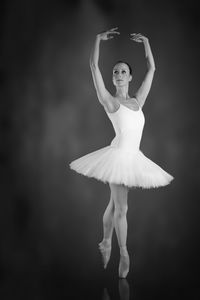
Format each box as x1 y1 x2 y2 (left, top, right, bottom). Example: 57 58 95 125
112 63 132 87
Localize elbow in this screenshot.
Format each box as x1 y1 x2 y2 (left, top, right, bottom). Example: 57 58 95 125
149 60 156 71
89 59 94 68
147 61 156 72
89 57 93 66
90 61 98 70
149 66 156 72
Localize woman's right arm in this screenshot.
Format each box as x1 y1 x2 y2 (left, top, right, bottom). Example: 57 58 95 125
90 28 120 106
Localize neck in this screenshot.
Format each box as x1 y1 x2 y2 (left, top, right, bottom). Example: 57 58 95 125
115 85 129 99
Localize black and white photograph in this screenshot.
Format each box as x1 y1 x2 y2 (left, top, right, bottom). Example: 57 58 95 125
1 0 200 299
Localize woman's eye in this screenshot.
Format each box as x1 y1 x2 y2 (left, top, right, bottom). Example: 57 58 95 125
122 70 126 74
114 71 118 74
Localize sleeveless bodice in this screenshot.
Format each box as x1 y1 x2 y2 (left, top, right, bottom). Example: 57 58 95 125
105 103 145 153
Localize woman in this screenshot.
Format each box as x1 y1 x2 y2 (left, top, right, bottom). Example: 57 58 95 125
69 28 174 278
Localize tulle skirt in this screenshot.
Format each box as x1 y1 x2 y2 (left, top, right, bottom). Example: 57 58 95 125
69 144 174 189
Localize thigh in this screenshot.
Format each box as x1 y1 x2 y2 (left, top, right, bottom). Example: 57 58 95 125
109 183 129 207
108 184 114 208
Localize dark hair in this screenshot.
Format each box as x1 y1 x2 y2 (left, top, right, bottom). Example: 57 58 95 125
113 60 132 75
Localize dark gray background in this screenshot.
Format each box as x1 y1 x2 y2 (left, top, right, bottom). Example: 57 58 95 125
1 0 200 299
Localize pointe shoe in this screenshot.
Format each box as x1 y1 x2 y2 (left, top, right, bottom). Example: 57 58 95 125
118 278 130 299
119 254 130 278
98 241 112 269
118 247 130 278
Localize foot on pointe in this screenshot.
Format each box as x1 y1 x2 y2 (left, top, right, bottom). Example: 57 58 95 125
118 246 130 278
98 239 112 269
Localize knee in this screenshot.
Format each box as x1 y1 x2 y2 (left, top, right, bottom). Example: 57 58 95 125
114 205 128 218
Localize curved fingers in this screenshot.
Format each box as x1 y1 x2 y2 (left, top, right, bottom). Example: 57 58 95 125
109 27 118 31
107 30 120 35
130 36 142 42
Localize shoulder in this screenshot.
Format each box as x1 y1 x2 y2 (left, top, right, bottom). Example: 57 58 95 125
132 96 143 109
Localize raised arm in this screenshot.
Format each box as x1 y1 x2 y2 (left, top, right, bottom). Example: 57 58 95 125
90 28 120 106
130 33 156 108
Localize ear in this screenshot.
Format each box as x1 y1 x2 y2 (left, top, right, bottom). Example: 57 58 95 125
129 75 132 82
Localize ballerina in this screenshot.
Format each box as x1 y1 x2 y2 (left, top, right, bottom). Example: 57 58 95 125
69 28 174 278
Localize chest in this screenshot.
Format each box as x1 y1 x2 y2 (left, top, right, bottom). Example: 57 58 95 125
121 101 139 111
104 97 139 113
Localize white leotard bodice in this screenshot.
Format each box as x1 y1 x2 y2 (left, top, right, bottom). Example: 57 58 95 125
105 102 145 153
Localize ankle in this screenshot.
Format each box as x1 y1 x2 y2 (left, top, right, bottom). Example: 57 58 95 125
99 238 111 248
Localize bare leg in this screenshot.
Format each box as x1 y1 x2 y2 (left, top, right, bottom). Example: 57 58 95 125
110 183 130 278
102 187 115 243
99 186 115 268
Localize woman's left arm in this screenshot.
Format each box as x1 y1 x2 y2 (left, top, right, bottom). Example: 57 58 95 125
130 33 156 108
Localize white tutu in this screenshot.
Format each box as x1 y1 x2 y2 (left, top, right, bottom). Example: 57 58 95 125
69 103 174 189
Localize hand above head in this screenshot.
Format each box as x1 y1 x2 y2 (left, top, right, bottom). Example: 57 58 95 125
97 27 120 41
130 33 149 43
